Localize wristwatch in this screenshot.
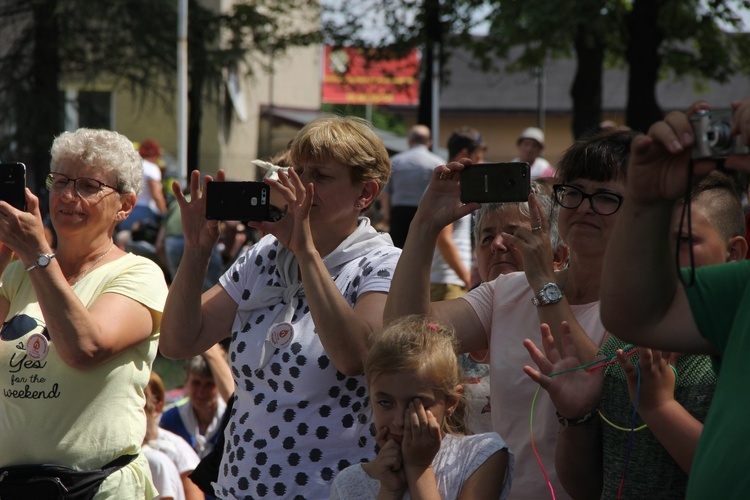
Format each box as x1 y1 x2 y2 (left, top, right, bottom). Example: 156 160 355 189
25 253 56 272
532 283 564 306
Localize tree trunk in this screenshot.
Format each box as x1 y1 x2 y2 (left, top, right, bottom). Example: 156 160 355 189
417 42 433 129
625 0 665 132
187 2 206 176
417 0 442 134
570 27 604 139
187 73 203 175
19 0 60 195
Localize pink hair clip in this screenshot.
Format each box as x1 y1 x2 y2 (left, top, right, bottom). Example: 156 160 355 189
427 323 438 331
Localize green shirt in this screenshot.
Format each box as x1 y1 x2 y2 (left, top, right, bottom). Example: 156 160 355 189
682 260 750 499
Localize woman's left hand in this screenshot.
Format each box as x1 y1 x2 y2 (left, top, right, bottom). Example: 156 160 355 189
499 193 556 291
401 399 441 470
0 189 51 265
248 168 315 255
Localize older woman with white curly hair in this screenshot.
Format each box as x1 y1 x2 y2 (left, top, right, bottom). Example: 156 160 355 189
0 128 168 499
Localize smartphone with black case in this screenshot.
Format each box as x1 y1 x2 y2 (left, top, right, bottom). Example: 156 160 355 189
205 181 271 221
0 162 27 211
460 162 531 203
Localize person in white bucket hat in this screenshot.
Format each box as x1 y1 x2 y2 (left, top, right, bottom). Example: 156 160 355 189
513 127 555 180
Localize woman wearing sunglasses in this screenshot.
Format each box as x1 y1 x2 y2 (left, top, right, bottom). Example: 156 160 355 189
0 128 168 499
384 129 638 500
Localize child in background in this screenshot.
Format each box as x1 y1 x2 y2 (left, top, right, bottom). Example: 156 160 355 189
331 315 513 499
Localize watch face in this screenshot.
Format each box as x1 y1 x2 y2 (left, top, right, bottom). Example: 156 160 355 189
38 255 52 267
545 285 562 301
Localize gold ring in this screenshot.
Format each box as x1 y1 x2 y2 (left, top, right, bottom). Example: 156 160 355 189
532 225 542 232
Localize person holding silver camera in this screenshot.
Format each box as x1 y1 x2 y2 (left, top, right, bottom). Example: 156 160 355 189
599 98 750 499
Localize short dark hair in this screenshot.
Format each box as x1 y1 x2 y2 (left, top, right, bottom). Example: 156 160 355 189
687 170 745 241
447 126 486 160
555 129 639 184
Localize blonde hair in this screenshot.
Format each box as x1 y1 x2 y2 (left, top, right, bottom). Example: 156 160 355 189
50 128 143 196
365 315 468 436
289 115 391 195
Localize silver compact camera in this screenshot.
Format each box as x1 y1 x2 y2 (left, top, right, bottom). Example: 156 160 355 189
690 108 749 159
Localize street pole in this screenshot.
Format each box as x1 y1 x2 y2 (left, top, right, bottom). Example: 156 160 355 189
177 0 188 183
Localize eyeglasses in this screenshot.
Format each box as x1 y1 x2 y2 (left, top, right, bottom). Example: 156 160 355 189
553 184 623 216
46 172 122 199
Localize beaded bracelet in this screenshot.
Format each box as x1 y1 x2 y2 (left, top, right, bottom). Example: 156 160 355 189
556 410 597 430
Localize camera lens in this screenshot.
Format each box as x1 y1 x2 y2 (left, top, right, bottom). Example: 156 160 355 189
707 122 732 150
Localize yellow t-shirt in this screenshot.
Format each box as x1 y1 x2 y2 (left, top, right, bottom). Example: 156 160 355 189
0 253 168 499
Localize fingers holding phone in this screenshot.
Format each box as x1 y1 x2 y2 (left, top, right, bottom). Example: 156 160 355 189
414 161 478 233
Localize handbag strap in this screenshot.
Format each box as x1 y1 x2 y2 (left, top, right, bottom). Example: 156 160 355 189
101 454 137 474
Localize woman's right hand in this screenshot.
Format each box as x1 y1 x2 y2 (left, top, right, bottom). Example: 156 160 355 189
523 321 603 419
0 189 52 266
501 193 556 292
413 160 480 234
626 101 736 205
172 169 223 254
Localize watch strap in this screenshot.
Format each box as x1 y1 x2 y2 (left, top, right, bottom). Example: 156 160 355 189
25 253 56 272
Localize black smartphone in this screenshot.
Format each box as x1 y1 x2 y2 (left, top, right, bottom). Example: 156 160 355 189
460 162 531 203
0 162 27 211
205 181 271 221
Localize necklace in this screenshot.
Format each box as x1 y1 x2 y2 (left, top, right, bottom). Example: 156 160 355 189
67 245 114 285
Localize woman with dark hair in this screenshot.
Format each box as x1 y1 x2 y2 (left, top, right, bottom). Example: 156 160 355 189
384 130 638 500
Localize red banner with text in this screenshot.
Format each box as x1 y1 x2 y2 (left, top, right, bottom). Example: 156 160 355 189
322 46 420 105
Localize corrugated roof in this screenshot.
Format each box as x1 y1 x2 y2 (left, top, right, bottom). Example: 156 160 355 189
435 44 749 113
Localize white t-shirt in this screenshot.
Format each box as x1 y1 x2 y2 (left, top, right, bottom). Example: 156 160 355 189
512 156 555 180
430 214 472 287
150 427 201 475
330 433 513 499
215 229 401 498
144 445 186 500
136 159 163 211
462 271 607 500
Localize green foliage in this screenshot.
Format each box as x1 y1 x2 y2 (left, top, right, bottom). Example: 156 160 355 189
475 0 628 72
0 0 320 161
321 103 406 135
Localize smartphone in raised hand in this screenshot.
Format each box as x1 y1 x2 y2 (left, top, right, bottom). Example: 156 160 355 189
0 162 27 211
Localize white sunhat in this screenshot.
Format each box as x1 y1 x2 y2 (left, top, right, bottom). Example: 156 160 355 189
517 127 545 148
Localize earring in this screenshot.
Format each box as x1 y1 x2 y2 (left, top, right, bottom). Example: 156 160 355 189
355 203 362 209
115 214 121 221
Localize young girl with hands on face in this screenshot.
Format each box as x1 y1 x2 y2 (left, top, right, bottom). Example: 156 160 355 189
330 315 513 500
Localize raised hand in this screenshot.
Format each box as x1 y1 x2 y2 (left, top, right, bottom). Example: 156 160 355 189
248 168 315 255
627 102 719 205
373 426 406 497
0 189 51 262
523 321 603 419
500 193 556 292
172 169 223 255
616 347 678 414
401 399 442 470
726 98 750 172
414 160 480 234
